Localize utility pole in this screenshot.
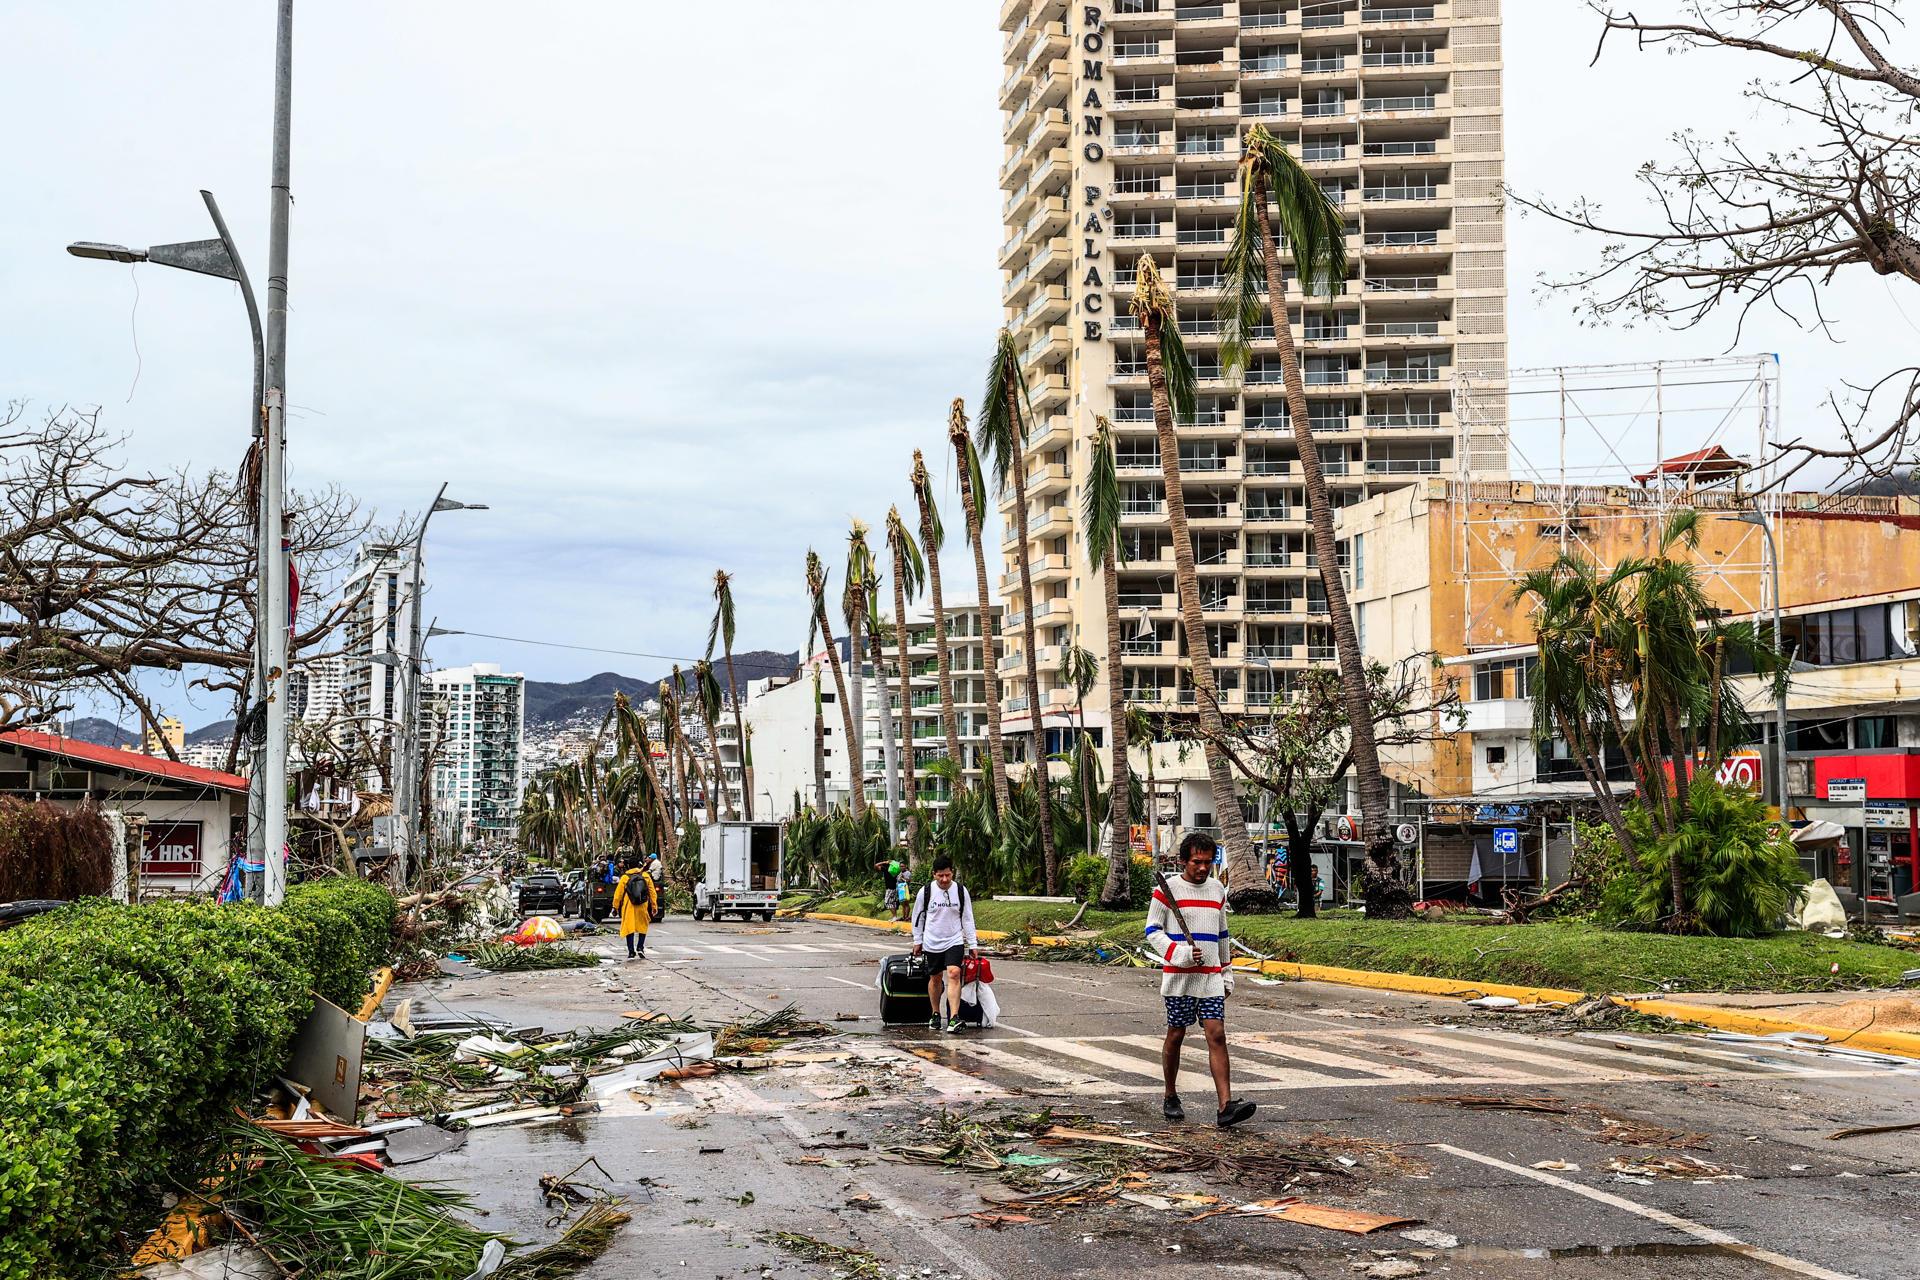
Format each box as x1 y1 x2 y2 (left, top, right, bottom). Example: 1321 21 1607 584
260 0 295 906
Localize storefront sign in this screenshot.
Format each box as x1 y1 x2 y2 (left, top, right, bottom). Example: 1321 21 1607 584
1865 802 1907 830
1829 777 1867 803
1715 750 1764 792
1492 827 1519 856
140 821 203 876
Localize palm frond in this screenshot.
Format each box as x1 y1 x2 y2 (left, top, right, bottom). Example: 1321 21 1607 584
885 504 926 602
708 569 736 659
910 449 945 552
1223 123 1350 367
1084 416 1126 566
978 329 1033 492
1129 255 1196 422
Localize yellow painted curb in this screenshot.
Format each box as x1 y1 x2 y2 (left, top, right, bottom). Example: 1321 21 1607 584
786 910 1920 1061
778 909 1070 948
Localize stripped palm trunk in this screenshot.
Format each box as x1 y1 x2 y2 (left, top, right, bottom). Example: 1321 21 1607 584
1134 258 1261 902
807 551 865 819
950 401 1011 814
890 563 918 851
912 450 966 784
1000 364 1059 892
1097 541 1132 907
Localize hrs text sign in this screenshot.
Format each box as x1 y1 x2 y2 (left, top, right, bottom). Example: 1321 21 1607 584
141 820 204 876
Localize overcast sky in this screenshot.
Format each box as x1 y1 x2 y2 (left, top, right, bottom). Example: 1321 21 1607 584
4 2 1911 725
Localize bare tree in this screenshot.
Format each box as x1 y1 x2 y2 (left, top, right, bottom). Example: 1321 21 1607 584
1192 656 1464 918
0 402 368 740
1520 2 1920 485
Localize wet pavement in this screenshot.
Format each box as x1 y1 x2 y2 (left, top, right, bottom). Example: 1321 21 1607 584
381 916 1920 1279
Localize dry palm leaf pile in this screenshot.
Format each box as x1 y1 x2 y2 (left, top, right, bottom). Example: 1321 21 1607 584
714 1004 835 1056
462 942 604 973
208 1126 629 1280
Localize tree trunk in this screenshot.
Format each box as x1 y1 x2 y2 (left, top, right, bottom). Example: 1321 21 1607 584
1557 708 1639 869
1662 701 1693 926
954 433 1011 814
917 485 967 781
722 645 748 820
1286 815 1318 918
1097 547 1135 909
1251 183 1404 918
869 625 904 845
1006 377 1060 894
1076 702 1094 863
812 604 865 819
702 715 719 826
848 589 868 820
1141 313 1267 909
890 565 918 854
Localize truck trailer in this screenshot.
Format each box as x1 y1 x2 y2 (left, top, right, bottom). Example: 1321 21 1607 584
693 821 783 922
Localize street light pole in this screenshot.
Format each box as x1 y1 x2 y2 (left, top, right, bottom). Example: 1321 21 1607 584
1719 509 1791 817
259 0 295 906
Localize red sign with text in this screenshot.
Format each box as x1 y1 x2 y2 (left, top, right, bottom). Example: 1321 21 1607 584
141 821 203 876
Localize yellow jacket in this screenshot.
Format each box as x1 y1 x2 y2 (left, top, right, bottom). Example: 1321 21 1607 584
613 870 657 937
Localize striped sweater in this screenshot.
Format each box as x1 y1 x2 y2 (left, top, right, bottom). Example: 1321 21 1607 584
1145 874 1229 998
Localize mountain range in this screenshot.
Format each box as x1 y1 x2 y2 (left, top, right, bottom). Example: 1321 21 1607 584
41 649 801 745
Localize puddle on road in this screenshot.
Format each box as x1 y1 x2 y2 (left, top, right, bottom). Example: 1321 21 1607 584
1454 1242 1776 1263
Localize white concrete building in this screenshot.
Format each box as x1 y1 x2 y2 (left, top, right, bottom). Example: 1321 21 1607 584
860 603 1006 812
744 661 853 821
341 545 419 759
423 663 526 846
289 652 346 725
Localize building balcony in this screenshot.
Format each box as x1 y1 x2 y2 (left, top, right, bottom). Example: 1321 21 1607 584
1027 505 1072 539
1028 462 1071 497
1028 370 1070 409
1361 5 1444 30
1022 285 1070 328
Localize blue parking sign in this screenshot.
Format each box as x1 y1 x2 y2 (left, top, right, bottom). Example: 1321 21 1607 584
1492 827 1519 856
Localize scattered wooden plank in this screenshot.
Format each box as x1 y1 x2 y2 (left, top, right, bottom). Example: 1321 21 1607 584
1039 1125 1183 1155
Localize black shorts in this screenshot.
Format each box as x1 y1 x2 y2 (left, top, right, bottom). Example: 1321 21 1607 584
924 943 967 974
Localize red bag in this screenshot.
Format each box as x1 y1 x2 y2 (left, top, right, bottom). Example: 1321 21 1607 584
962 955 994 985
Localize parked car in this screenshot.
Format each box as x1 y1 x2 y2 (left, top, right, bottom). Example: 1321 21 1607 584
564 867 619 922
514 871 565 916
561 871 586 917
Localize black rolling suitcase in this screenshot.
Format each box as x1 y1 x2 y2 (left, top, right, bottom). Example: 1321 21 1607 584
878 952 932 1024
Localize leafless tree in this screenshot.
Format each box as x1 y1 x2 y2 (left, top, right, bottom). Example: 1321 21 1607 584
1519 2 1920 486
0 402 369 747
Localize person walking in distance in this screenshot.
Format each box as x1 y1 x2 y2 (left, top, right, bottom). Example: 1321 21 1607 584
910 855 977 1034
1149 832 1254 1128
612 859 658 960
875 857 906 921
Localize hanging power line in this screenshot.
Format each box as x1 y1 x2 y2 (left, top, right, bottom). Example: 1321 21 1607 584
445 630 705 666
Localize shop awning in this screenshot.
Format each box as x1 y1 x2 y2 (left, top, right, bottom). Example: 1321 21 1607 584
1791 819 1848 847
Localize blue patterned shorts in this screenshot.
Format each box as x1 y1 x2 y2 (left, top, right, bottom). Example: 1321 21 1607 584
1164 995 1226 1028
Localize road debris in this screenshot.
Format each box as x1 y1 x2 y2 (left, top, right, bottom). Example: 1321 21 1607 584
1604 1155 1735 1181
1353 1260 1426 1278
766 1232 892 1279
1399 1229 1458 1249
714 1005 835 1055
1828 1120 1920 1140
1408 1093 1569 1115
1530 1160 1580 1171
462 942 603 973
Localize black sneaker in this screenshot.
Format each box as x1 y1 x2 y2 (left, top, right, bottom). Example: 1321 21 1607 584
928 1013 942 1030
945 1017 964 1035
1163 1095 1185 1122
1216 1098 1256 1129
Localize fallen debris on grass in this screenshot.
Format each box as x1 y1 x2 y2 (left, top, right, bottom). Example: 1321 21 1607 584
714 1005 835 1055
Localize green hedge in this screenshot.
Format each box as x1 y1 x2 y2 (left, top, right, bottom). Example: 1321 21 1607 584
0 878 395 1280
1065 852 1156 909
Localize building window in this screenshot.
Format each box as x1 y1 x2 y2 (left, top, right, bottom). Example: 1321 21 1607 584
1789 718 1848 752
1485 745 1507 765
1855 715 1897 749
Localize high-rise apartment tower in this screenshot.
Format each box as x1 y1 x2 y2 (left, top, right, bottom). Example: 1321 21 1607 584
995 0 1506 746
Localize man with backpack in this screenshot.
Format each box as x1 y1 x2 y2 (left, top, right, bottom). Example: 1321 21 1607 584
909 855 977 1034
1148 832 1255 1129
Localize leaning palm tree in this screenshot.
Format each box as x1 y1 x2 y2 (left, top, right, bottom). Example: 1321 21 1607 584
911 450 966 781
862 581 905 844
810 665 828 811
1059 641 1101 870
1219 122 1397 909
1084 416 1134 908
885 505 928 848
806 549 865 819
707 569 751 820
979 331 1061 893
1133 256 1266 906
949 399 1011 813
843 522 883 827
692 659 727 823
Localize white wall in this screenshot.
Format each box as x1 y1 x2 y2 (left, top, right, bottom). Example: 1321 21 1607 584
745 665 850 820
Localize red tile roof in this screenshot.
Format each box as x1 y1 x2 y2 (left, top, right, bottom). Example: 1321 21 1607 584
0 730 248 793
1632 445 1750 485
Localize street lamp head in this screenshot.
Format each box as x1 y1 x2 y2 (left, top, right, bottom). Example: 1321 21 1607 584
368 653 405 669
68 241 146 264
433 497 488 513
427 626 463 639
1716 510 1767 527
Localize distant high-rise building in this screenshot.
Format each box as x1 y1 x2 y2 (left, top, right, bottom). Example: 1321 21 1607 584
994 0 1507 754
143 716 184 757
423 663 526 845
341 544 420 787
289 653 346 725
860 602 1007 812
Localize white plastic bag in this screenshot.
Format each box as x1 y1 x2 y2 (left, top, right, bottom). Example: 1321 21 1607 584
962 980 999 1027
1795 878 1847 932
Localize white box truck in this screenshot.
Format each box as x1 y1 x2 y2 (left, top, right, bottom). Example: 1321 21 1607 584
692 821 783 922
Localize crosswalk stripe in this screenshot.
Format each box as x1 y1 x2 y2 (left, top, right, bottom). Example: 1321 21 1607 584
1108 1033 1349 1087
701 945 768 961
956 1041 1107 1088
1236 1032 1445 1083
1573 1033 1822 1075
1019 1035 1215 1092
1403 1029 1722 1079
776 944 830 953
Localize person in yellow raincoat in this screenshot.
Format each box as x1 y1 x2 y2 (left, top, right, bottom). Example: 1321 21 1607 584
613 859 658 959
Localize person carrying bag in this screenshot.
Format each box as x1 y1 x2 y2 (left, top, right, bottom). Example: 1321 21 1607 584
910 855 977 1035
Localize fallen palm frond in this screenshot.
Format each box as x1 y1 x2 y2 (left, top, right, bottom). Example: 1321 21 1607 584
464 942 602 972
1407 1092 1570 1114
498 1200 631 1279
715 1005 833 1054
766 1232 891 1280
216 1127 504 1280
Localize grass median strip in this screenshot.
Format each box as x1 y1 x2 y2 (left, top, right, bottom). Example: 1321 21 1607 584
786 896 1915 995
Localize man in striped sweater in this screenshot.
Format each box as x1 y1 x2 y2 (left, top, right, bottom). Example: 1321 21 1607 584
1146 832 1255 1128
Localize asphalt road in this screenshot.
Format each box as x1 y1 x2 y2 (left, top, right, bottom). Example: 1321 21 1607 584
389 915 1920 1280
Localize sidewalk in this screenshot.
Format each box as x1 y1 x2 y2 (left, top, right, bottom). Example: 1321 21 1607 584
1669 990 1920 1033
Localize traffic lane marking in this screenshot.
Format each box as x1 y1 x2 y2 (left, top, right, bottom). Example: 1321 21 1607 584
1431 1143 1864 1280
